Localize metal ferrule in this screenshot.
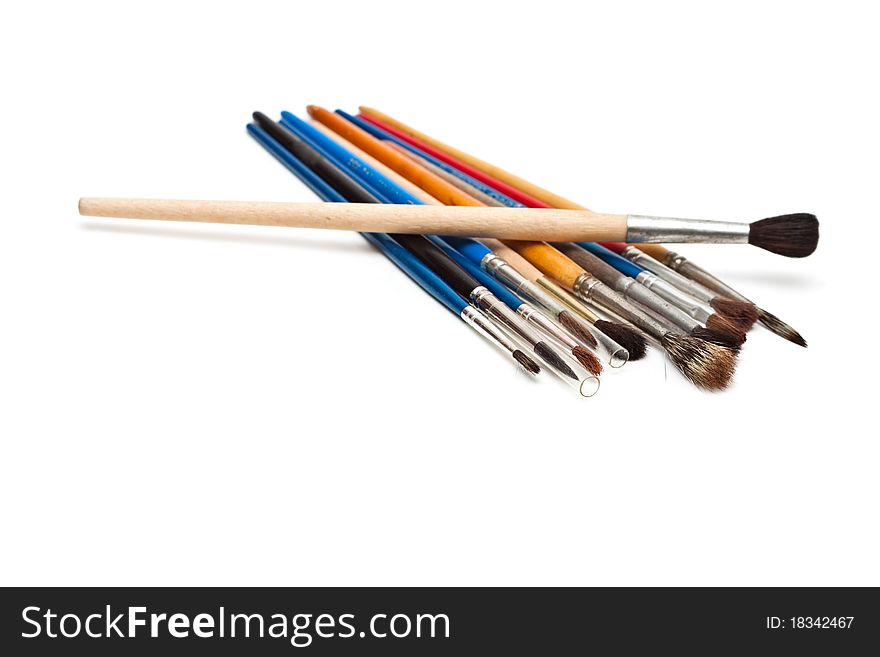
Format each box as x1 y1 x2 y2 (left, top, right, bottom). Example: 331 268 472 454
460 305 521 355
536 278 600 322
635 271 712 323
625 215 750 244
574 275 668 341
616 276 700 333
482 253 569 317
517 303 577 350
621 246 716 303
571 273 603 303
470 286 544 346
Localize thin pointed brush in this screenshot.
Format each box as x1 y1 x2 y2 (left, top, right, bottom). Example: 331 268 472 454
504 240 739 391
432 236 603 378
265 111 592 395
248 120 539 375
556 243 747 348
359 107 807 343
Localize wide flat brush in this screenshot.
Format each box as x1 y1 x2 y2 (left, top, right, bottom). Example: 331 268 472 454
268 111 593 394
248 120 540 374
360 107 807 343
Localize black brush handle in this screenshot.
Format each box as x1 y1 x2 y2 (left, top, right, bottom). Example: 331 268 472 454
391 234 481 300
252 112 378 205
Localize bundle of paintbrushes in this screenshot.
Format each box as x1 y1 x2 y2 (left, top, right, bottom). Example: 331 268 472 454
79 106 819 394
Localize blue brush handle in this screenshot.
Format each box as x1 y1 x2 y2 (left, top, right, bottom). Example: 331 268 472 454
279 112 420 206
248 123 467 316
577 242 645 279
336 110 522 209
429 237 524 311
439 236 492 265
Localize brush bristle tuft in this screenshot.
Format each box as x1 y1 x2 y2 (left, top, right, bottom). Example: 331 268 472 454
595 320 648 361
705 315 748 346
572 346 603 376
757 308 807 347
558 311 598 349
661 333 738 391
749 213 818 257
710 297 759 330
513 349 541 374
535 341 578 380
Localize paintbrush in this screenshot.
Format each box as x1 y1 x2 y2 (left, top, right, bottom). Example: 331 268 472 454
256 111 594 395
554 243 747 348
249 119 541 375
359 106 809 343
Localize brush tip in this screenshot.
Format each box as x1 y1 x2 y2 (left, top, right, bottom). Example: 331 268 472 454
534 341 578 380
749 213 819 258
557 310 598 349
704 315 748 347
572 346 603 376
757 308 808 347
513 349 541 374
594 320 648 361
709 297 760 331
662 333 738 391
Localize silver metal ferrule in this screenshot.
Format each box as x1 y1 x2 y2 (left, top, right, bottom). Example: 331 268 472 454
617 275 701 333
460 305 521 355
470 286 544 346
574 274 668 341
621 245 715 303
635 271 712 323
482 253 569 317
625 215 750 244
518 304 577 350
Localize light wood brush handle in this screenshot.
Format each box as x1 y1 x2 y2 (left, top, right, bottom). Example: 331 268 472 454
78 198 629 242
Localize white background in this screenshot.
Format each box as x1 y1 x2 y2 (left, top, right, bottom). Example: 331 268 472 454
1 0 877 586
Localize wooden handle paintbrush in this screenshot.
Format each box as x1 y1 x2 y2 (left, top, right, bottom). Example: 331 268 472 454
78 197 817 254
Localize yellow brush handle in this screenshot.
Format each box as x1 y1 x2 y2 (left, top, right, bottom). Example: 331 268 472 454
78 198 629 241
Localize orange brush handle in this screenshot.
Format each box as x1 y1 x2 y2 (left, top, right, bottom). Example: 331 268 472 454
503 241 586 290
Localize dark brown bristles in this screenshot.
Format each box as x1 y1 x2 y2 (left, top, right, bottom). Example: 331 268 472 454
691 326 745 350
748 213 819 258
572 346 603 376
595 319 648 361
710 297 759 330
661 333 738 391
558 310 598 349
535 341 578 380
757 308 808 347
513 349 541 374
705 314 748 346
